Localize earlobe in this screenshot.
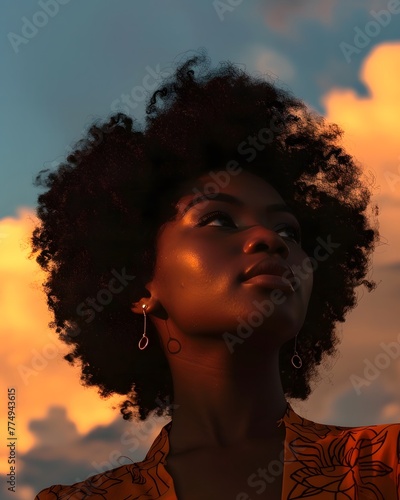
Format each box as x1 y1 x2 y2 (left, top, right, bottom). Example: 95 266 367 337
130 278 159 315
130 299 154 315
130 279 168 319
130 292 163 317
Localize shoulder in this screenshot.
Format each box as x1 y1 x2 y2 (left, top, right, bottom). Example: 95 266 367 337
34 463 142 499
284 403 400 445
35 421 173 500
282 404 400 498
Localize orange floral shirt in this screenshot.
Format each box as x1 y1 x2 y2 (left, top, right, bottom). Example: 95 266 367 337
35 403 400 499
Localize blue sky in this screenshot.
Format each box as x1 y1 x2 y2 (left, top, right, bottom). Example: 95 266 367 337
2 0 400 217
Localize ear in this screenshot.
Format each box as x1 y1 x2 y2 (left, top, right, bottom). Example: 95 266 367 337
130 299 152 315
130 282 163 317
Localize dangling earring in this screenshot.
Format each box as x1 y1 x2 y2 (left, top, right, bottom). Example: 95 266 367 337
138 304 149 350
291 332 302 369
165 321 181 354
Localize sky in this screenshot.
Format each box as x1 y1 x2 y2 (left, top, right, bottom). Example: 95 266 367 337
1 0 400 498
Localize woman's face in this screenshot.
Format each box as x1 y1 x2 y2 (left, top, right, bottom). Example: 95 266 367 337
146 169 313 350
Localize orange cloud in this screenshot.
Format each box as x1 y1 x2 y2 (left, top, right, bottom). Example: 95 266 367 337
324 43 400 196
259 0 392 34
0 209 123 474
295 43 400 424
323 42 400 265
260 0 336 34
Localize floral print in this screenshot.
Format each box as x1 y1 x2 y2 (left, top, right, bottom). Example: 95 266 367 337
281 405 400 499
36 405 400 499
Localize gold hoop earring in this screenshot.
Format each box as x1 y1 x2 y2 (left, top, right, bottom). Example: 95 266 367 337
138 304 149 350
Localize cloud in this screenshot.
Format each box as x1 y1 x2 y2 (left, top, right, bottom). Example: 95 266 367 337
3 405 168 498
259 0 391 34
0 209 124 474
323 42 400 265
28 407 78 447
0 204 170 498
254 48 295 82
238 45 296 83
260 0 337 33
293 262 400 423
293 42 400 425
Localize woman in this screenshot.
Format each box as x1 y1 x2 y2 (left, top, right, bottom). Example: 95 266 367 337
33 55 398 499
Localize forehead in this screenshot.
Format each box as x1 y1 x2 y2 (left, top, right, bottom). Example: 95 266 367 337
176 169 285 212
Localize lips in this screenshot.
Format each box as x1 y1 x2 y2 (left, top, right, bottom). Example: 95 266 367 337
242 260 295 292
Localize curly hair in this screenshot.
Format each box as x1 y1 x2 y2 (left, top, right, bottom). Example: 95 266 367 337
30 54 378 421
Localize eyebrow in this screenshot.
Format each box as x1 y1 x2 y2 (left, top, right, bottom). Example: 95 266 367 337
180 193 296 217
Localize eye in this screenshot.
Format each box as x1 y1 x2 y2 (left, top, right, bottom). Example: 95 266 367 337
197 211 237 228
275 224 301 244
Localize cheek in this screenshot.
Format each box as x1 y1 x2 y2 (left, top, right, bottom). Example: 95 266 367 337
302 257 314 304
305 273 313 304
292 250 314 299
154 243 215 301
161 232 229 281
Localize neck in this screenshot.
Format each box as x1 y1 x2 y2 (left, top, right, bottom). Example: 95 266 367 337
165 337 287 454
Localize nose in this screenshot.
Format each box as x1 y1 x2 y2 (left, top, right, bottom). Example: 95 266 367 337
243 226 290 259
